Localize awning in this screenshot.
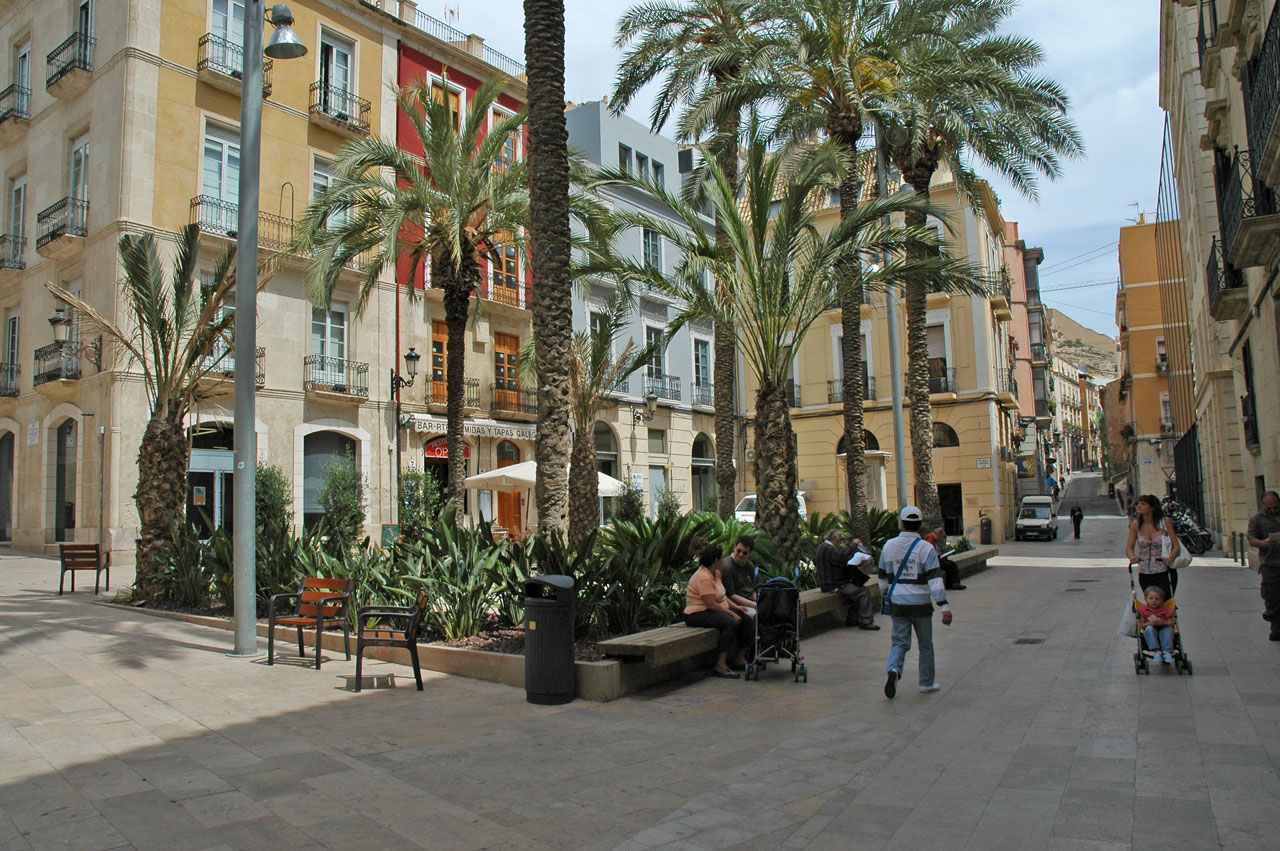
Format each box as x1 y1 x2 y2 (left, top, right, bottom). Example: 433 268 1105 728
463 460 626 496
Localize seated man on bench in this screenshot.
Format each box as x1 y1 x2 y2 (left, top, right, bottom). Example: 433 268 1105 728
815 529 879 630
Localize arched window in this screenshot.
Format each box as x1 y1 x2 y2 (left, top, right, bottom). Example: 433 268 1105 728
496 440 520 464
837 431 880 454
932 422 960 447
304 431 356 530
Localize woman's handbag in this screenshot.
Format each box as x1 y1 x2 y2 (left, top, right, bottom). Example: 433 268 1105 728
881 539 922 616
1117 591 1139 638
1162 533 1193 571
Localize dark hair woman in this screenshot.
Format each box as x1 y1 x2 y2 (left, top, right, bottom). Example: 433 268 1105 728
683 544 753 678
1126 493 1180 598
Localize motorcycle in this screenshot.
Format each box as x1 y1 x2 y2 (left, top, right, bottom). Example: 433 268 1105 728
1162 499 1214 555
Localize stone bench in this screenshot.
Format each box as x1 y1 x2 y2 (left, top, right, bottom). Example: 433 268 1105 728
951 544 999 578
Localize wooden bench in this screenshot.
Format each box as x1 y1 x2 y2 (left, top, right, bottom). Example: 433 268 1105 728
58 543 109 595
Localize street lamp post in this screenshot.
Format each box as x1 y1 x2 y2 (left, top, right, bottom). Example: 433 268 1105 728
231 3 305 657
390 347 421 525
875 119 908 507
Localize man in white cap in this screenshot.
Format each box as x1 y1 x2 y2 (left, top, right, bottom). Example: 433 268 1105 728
814 529 879 629
878 506 953 698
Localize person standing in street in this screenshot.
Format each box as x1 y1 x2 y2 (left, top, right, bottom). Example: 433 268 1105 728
1070 502 1084 539
1246 490 1280 641
879 506 953 698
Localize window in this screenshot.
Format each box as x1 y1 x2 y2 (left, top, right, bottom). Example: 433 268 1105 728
9 175 25 247
636 152 649 177
927 324 947 382
648 429 667 455
210 0 244 47
651 161 664 186
494 332 520 408
310 303 347 371
70 133 90 201
646 326 664 378
318 30 354 114
490 236 520 304
491 107 519 169
642 229 662 270
431 320 446 403
431 79 462 130
312 159 347 228
14 41 29 115
77 0 94 37
5 311 18 368
693 338 710 388
618 144 632 172
932 422 960 447
64 279 82 341
1156 337 1167 365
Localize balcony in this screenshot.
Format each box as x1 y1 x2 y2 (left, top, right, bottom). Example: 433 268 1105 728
197 34 273 98
785 379 802 408
1215 148 1280 269
1030 342 1049 364
0 84 29 143
827 374 875 403
490 384 537 416
0 363 16 397
0 235 24 279
309 83 371 137
33 341 84 386
36 198 88 260
480 279 528 309
429 377 480 408
1160 419 1176 436
990 269 1013 320
1206 236 1247 322
199 347 265 388
928 366 956 394
46 32 94 99
1156 359 1170 375
645 374 681 402
692 381 714 408
1243 392 1260 448
1198 0 1222 82
303 355 369 400
1243 0 1280 186
996 369 1018 408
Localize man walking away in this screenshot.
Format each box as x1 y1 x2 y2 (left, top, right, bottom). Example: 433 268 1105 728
1070 502 1084 540
814 529 879 630
1247 490 1280 641
879 506 953 698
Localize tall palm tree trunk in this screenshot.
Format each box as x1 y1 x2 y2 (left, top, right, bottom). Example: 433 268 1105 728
902 171 942 528
829 120 869 541
568 429 598 548
441 255 475 515
712 108 739 518
525 0 573 538
753 380 800 565
134 403 188 599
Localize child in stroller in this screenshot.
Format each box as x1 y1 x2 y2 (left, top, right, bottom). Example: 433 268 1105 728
1128 562 1192 675
746 572 807 682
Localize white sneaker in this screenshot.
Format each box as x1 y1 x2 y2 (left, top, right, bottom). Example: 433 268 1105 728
919 682 941 693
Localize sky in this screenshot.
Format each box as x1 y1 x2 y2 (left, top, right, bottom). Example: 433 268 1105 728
434 0 1164 338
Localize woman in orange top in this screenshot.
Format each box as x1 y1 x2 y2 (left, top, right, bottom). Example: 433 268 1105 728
684 544 754 678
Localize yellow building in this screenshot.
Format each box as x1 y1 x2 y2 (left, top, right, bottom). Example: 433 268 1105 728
1115 219 1178 499
0 0 526 556
737 164 1023 541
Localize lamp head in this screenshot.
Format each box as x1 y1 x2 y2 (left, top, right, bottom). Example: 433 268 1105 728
265 4 308 60
49 308 69 342
644 392 658 417
403 347 421 378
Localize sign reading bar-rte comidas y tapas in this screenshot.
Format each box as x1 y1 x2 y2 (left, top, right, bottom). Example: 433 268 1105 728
408 415 536 441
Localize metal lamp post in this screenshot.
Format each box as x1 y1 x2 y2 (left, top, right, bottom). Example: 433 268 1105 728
875 119 908 508
231 3 305 657
390 347 421 525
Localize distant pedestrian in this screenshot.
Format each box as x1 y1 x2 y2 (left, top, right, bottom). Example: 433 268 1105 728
1070 502 1084 539
1246 490 1280 641
879 506 953 698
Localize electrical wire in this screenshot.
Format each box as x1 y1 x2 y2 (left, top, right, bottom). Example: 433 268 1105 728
1037 240 1118 272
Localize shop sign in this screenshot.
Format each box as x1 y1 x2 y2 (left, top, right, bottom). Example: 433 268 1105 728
409 415 535 441
424 436 470 459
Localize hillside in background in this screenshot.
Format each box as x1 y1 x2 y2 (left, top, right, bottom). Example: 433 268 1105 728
1047 309 1120 379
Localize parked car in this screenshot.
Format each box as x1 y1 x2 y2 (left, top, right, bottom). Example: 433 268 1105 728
734 492 809 524
1015 495 1058 541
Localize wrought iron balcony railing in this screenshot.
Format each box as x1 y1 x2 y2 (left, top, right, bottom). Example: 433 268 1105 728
303 355 369 398
309 83 371 134
200 346 265 386
490 384 537 415
1206 235 1244 307
482 280 527 309
645 373 681 401
1243 392 1260 447
429 377 480 407
928 367 957 394
0 84 29 125
1215 148 1279 266
46 32 94 88
785 379 801 407
197 33 273 95
0 235 24 270
190 195 296 252
0 363 17 397
33 341 82 385
692 381 714 407
36 197 88 249
1197 0 1220 71
411 8 526 77
997 368 1018 398
826 374 875 403
1243 0 1279 161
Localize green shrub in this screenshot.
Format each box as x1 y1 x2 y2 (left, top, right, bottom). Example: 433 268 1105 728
255 463 293 536
655 486 682 525
398 470 442 544
411 503 501 640
613 481 646 525
318 450 365 553
953 535 973 554
154 521 212 609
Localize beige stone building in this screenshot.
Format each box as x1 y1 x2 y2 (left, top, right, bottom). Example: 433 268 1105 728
0 0 530 557
1154 0 1275 540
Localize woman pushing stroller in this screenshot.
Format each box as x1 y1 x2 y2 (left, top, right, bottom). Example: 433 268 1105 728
1126 494 1181 599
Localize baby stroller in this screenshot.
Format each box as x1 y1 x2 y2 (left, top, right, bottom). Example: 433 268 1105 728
1128 562 1193 676
746 571 807 682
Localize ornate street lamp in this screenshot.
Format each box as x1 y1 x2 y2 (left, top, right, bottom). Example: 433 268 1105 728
48 308 101 370
630 392 659 424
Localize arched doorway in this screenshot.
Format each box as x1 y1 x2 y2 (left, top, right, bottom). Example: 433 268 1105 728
0 431 12 542
53 418 78 541
594 422 619 522
187 422 235 538
422 436 469 502
303 431 356 531
495 439 521 535
691 433 715 512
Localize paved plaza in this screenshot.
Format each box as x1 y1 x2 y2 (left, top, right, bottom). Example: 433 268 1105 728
1 484 1278 849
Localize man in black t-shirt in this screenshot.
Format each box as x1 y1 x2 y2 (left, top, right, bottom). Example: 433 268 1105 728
1247 490 1280 641
720 535 758 611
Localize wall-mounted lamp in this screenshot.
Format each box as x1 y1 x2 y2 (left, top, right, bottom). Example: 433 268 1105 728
390 346 421 393
48 308 101 370
630 392 659 424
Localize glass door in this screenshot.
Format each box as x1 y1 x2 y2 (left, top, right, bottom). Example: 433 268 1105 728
210 0 245 71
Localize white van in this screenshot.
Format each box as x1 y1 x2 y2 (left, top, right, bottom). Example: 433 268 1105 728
734 492 809 524
1015 495 1058 541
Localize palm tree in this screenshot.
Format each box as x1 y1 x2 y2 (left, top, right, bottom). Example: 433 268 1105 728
524 0 575 538
613 0 778 519
593 138 973 564
46 225 240 599
298 76 528 515
880 0 1082 525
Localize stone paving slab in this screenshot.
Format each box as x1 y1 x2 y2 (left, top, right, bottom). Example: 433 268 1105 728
1 543 1279 849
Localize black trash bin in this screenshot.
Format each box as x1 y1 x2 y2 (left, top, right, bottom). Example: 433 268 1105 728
523 575 575 705
980 514 993 545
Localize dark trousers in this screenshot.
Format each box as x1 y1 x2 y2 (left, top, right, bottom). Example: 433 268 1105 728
1138 569 1177 600
829 582 875 625
939 557 961 590
1072 518 1082 539
685 609 753 657
1262 574 1280 636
